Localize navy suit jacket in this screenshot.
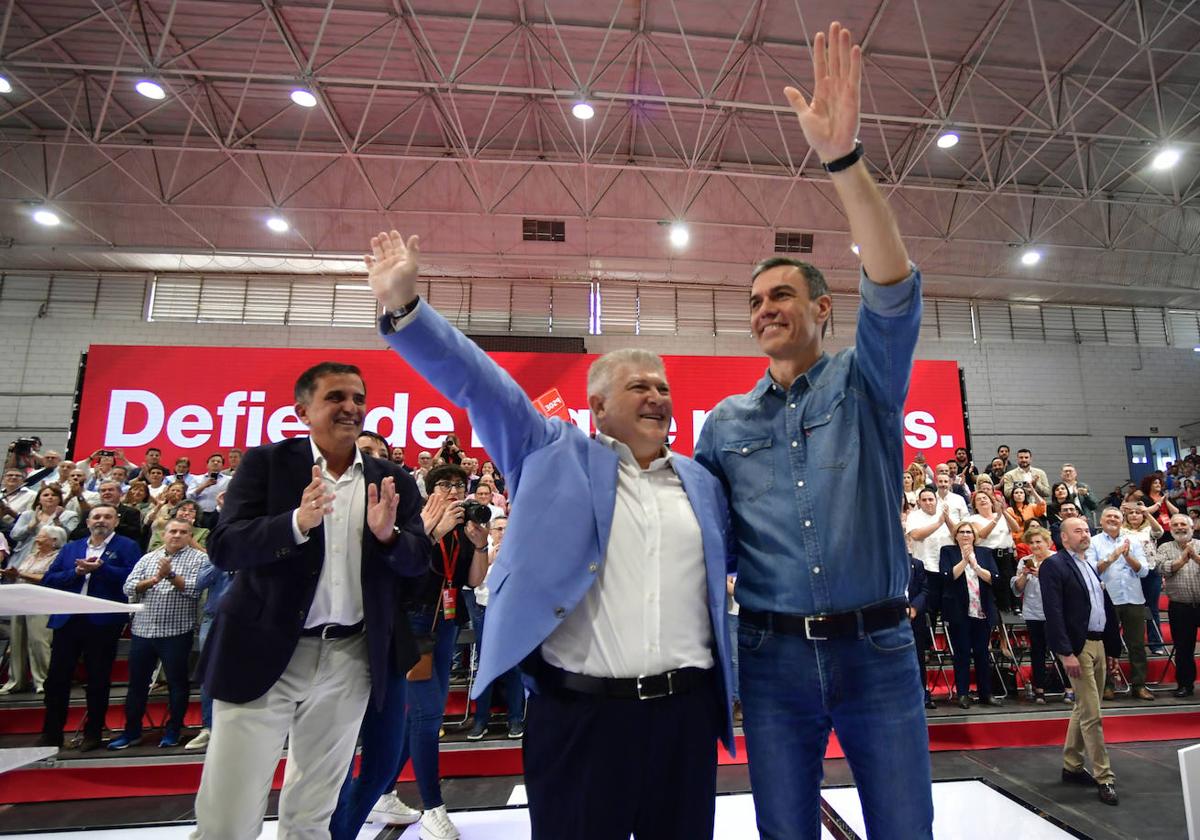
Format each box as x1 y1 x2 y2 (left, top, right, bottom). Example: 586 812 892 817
1040 549 1122 658
908 556 927 615
41 534 141 627
197 438 429 708
938 545 999 626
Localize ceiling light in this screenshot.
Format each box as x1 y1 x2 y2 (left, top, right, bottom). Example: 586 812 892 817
1151 147 1181 171
668 222 689 248
572 101 595 121
266 216 289 233
850 243 860 255
33 208 60 226
0 76 12 94
1020 249 1041 266
936 132 959 149
290 88 317 108
135 79 166 100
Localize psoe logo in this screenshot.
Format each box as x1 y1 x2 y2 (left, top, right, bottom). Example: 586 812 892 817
904 410 956 450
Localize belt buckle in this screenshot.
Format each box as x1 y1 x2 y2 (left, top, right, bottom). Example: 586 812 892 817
804 615 829 641
636 672 671 700
320 624 336 640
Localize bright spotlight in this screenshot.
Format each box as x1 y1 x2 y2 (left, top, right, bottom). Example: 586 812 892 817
936 132 959 149
290 88 317 108
669 222 689 248
1151 147 1181 171
850 243 860 255
266 216 290 233
135 79 166 100
1020 249 1041 266
33 209 61 226
572 102 595 121
0 76 12 94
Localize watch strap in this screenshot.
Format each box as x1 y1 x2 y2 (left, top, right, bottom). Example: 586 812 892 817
821 140 865 173
389 297 421 320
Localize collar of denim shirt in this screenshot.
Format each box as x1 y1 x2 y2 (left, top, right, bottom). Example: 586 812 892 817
749 352 832 402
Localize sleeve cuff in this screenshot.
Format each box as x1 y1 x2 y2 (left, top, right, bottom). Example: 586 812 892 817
291 510 310 545
378 297 423 335
858 263 919 318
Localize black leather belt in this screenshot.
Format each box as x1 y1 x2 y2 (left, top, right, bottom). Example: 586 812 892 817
740 600 908 641
1085 631 1105 641
300 621 364 640
540 664 713 701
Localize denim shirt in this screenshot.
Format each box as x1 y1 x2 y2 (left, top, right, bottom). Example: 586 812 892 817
694 268 922 616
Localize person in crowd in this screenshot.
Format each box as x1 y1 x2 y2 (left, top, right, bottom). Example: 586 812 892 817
946 460 970 496
131 447 163 482
109 518 210 750
84 450 120 490
21 449 62 488
968 490 1017 660
906 488 954 635
692 22 932 837
477 475 507 512
108 465 132 492
1008 484 1047 531
122 480 153 522
907 544 933 709
1002 449 1050 500
389 446 413 473
412 451 434 497
1090 508 1154 701
185 553 233 752
150 501 210 553
1141 474 1178 532
1042 516 1123 806
902 471 919 508
5 436 44 473
8 484 78 570
953 447 978 491
987 457 1008 488
935 470 969 521
221 448 242 477
1158 514 1200 697
1050 501 1083 551
996 444 1012 470
0 525 69 695
354 431 389 460
1060 464 1098 521
940 521 1003 708
466 514 526 741
187 454 230 529
974 475 1007 511
471 481 505 522
146 481 187 537
143 465 170 500
170 457 193 488
435 434 464 466
1014 525 1055 703
1122 503 1167 654
367 223 734 837
911 452 934 485
906 462 930 493
39 459 74 494
37 505 141 751
936 463 970 505
70 480 143 547
0 467 37 536
189 361 429 840
479 461 506 496
62 466 98 518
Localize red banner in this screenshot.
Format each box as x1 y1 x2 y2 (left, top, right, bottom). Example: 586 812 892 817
72 346 967 468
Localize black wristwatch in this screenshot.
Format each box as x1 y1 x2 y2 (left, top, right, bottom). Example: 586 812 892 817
389 297 421 320
822 140 865 173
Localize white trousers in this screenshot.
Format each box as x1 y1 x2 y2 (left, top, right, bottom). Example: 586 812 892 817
2 614 52 692
191 633 371 840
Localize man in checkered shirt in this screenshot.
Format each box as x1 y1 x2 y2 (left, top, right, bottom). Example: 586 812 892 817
108 518 211 750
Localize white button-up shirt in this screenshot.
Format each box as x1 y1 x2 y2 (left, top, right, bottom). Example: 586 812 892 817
187 472 232 512
1089 531 1148 606
290 439 366 627
1072 550 1108 632
906 507 952 574
80 531 115 598
541 433 714 679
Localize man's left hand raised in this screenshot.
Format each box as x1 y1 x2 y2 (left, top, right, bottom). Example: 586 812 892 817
367 477 401 543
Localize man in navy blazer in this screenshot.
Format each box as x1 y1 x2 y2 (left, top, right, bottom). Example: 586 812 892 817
38 504 140 751
907 553 934 709
190 361 429 840
365 230 735 840
1041 516 1123 806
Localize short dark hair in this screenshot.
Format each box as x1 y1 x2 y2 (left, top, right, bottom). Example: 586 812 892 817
918 487 936 500
750 256 831 338
1017 448 1032 456
425 464 468 494
997 444 1010 452
955 447 968 456
294 362 364 404
147 465 166 475
206 452 225 463
357 431 389 449
88 503 118 518
146 447 161 455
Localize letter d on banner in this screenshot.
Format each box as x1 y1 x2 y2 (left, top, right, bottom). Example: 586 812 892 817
105 389 165 447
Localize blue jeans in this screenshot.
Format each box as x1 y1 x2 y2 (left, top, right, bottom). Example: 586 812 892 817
399 613 459 808
197 616 214 730
123 631 192 739
470 604 525 726
728 612 740 702
1142 569 1165 647
329 668 409 840
738 618 933 840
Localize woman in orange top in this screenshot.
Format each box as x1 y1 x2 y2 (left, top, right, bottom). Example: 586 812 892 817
1007 484 1047 530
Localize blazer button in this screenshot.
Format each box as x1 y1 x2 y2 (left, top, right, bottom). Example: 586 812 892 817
554 607 566 618
297 610 305 619
588 563 599 574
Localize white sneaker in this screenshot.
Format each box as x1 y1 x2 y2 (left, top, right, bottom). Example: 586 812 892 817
367 792 421 826
184 729 210 751
420 804 460 840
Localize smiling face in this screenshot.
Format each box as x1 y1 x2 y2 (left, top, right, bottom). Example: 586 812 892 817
955 524 976 548
1100 508 1122 535
588 363 672 463
749 265 831 362
296 372 366 455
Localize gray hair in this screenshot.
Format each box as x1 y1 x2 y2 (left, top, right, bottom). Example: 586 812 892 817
586 349 665 398
38 525 68 548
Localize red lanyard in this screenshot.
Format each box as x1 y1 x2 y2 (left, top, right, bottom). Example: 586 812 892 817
438 532 460 619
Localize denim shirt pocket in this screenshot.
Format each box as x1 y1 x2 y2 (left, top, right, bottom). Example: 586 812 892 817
720 437 774 503
803 390 857 470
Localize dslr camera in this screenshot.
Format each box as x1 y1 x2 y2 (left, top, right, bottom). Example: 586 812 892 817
10 437 41 455
460 500 492 525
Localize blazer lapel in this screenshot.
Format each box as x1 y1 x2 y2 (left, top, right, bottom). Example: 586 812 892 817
586 441 619 561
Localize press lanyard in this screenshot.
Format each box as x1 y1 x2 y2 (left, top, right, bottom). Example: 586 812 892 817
439 532 459 619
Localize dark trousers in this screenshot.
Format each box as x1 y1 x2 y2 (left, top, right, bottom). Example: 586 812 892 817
42 618 123 742
911 614 930 695
1107 603 1148 689
123 631 192 739
1026 619 1047 691
948 617 992 699
1142 570 1165 646
523 681 720 840
1169 601 1200 690
993 551 1016 613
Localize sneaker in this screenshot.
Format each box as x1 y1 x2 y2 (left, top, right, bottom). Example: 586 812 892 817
367 792 421 826
106 734 141 751
158 734 180 748
466 721 487 741
420 804 460 840
507 720 525 739
184 729 210 751
1063 690 1076 704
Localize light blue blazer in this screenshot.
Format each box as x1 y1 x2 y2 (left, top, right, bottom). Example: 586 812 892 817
380 302 736 751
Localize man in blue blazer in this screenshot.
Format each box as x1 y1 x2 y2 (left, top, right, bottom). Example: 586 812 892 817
38 504 141 751
365 230 735 840
1041 515 1123 806
190 361 430 840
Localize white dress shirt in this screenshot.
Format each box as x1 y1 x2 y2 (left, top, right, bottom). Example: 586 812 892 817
937 490 969 521
971 512 1014 550
906 507 952 573
541 433 714 679
290 439 366 628
188 473 232 512
80 531 115 598
1071 550 1108 632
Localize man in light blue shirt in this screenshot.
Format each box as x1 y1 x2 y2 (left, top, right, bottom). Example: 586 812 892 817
693 21 932 840
1089 508 1153 700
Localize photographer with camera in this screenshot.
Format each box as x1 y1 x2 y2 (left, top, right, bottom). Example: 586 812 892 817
5 437 44 473
1002 449 1050 500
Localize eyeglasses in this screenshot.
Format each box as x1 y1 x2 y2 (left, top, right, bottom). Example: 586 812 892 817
434 481 467 491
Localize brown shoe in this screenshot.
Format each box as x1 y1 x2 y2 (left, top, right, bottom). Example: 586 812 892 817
1102 687 1115 701
1135 686 1155 701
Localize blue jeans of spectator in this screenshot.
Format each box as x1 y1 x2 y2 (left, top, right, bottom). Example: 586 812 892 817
728 612 740 702
329 667 409 840
737 617 933 840
123 631 192 739
1142 569 1165 646
399 612 459 809
197 616 214 730
469 604 525 727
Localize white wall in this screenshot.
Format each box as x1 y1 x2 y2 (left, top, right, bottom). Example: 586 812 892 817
3 306 1198 492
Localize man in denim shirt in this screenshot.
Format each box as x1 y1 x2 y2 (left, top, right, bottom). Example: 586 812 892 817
694 21 933 840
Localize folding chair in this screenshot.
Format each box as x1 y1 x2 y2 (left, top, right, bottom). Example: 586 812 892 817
926 618 956 700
